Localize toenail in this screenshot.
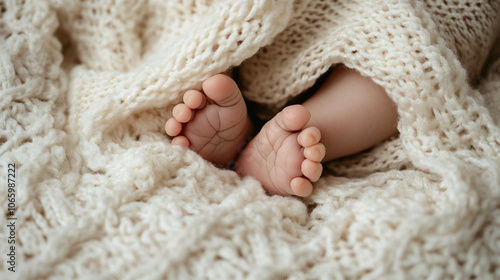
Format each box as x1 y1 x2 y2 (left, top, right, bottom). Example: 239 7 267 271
305 146 322 161
299 134 316 147
183 91 192 103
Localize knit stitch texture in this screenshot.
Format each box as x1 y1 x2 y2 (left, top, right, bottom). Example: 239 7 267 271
1 0 500 279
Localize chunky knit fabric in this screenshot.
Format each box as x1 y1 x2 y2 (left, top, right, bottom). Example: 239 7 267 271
1 0 500 278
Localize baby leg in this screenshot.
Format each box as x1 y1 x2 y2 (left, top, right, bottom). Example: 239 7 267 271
304 65 399 161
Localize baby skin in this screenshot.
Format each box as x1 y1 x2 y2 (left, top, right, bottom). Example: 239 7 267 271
166 65 398 197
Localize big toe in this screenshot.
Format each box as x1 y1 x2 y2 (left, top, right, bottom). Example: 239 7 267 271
276 105 311 132
202 74 242 107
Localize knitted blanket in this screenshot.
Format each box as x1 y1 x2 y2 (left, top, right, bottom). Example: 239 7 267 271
1 0 500 278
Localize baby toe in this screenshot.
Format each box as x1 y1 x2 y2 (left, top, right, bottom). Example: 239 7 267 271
304 143 326 162
290 177 313 197
171 135 190 147
183 90 206 109
298 127 321 147
165 118 182 136
173 103 194 123
278 105 311 132
301 159 322 182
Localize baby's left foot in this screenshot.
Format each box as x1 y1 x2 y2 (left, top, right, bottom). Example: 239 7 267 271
235 105 325 197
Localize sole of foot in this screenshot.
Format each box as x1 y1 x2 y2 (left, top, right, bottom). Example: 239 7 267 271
165 74 252 166
235 105 325 197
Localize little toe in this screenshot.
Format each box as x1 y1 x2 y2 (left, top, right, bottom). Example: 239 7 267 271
298 127 321 147
276 105 311 132
173 103 194 123
171 135 190 147
290 177 313 197
301 159 323 182
183 90 206 109
304 143 326 162
165 118 182 136
202 74 242 107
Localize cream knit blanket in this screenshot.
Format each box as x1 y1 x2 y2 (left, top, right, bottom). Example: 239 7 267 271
1 0 500 279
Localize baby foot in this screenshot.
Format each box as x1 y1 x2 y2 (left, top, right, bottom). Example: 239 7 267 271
165 74 252 166
235 105 325 197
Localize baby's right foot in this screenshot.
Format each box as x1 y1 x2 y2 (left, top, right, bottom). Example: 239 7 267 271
165 74 252 166
235 105 325 197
